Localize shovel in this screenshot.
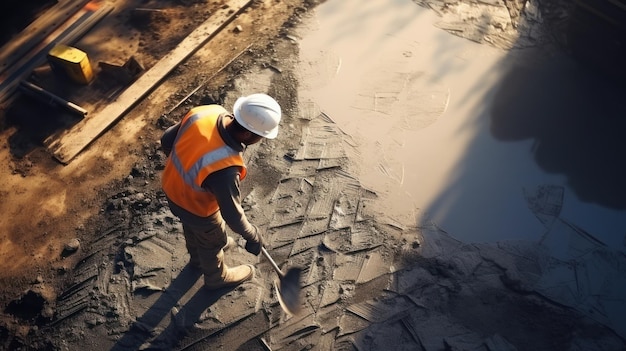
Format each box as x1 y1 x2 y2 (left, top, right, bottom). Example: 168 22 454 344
261 247 303 316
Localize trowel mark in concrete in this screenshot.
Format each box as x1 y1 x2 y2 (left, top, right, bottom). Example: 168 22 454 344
350 68 449 154
270 176 311 226
329 193 359 230
332 252 366 282
336 311 371 338
347 294 415 324
347 55 449 189
404 313 486 351
355 252 392 284
290 216 330 251
183 310 272 351
416 0 547 50
298 249 323 285
534 218 626 338
305 174 346 220
523 184 564 228
519 184 626 338
266 311 320 346
296 49 342 91
291 118 347 161
352 69 448 131
195 285 263 328
322 224 384 255
284 159 321 178
268 221 304 249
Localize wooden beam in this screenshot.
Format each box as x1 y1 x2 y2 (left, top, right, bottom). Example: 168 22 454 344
44 0 253 164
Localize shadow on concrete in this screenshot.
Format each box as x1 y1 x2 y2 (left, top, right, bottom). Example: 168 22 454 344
110 265 234 351
490 51 626 210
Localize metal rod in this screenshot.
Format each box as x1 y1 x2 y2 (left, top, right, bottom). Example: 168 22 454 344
261 247 285 278
19 81 88 116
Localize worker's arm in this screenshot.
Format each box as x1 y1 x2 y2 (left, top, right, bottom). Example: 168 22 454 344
160 122 181 156
202 167 261 245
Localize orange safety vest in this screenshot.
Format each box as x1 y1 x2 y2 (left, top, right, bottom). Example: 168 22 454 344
162 105 247 217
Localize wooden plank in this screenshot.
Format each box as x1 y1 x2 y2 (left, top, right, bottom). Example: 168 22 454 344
44 0 254 164
0 0 92 76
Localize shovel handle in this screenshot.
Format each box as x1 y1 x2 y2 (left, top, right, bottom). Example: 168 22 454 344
261 247 285 278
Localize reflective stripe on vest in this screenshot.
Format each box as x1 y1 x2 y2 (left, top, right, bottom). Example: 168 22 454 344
170 143 240 192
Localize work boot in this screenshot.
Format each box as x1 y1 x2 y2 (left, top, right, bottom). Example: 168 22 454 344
204 264 254 290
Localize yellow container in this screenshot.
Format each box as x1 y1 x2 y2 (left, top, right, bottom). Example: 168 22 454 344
47 44 94 84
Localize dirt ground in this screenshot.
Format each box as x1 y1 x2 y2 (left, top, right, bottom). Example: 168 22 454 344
0 0 625 350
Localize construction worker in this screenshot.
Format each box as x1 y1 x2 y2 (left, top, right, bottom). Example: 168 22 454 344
160 93 281 290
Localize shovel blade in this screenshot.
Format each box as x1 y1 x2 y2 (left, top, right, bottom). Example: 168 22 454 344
276 267 303 315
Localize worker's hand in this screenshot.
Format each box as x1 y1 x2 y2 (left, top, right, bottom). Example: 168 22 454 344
245 227 263 256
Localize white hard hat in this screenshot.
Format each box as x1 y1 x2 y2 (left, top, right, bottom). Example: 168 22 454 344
233 93 282 139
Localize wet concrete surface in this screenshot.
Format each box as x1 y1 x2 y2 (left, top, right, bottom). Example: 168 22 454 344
297 0 626 341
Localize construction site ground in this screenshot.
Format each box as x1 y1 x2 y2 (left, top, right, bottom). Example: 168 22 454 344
1 0 626 350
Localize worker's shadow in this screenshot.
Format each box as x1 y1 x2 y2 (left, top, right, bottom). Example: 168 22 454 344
109 265 235 351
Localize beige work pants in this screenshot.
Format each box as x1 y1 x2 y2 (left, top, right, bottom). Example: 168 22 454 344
182 211 228 286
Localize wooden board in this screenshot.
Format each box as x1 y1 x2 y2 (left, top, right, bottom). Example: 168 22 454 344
44 0 253 164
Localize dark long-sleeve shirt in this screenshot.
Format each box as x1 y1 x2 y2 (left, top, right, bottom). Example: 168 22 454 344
160 113 257 241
